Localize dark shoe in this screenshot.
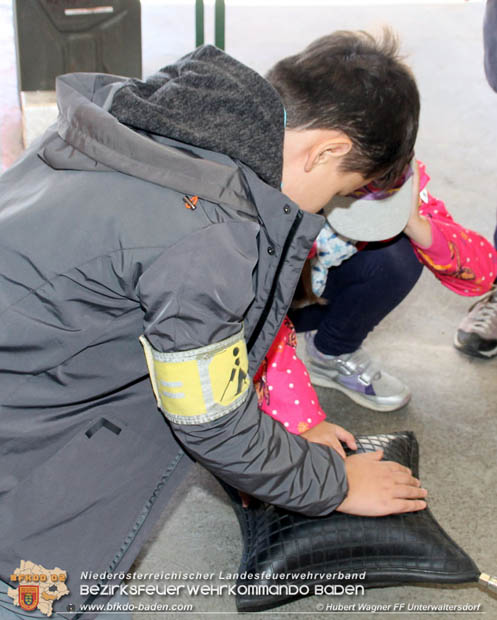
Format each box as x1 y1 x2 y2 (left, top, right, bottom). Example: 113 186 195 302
454 287 497 358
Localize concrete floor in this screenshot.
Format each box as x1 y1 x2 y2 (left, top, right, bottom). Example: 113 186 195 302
1 1 496 619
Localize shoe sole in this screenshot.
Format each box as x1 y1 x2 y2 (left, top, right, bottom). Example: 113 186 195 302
307 369 411 412
453 334 497 359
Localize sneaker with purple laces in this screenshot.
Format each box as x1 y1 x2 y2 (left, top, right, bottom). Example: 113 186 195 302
454 287 497 358
301 331 411 412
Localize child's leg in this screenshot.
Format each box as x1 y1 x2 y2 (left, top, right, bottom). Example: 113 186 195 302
290 235 423 411
290 235 423 353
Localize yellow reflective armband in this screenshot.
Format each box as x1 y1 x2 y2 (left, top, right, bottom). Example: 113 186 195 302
139 328 250 425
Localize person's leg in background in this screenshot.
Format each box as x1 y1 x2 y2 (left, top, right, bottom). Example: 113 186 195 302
483 0 497 92
290 234 423 411
453 0 497 359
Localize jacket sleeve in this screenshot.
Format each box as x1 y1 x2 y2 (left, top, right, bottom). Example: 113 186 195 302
137 221 348 516
254 316 326 434
410 162 497 296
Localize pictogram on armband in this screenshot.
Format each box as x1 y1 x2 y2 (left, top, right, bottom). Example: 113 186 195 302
139 328 250 425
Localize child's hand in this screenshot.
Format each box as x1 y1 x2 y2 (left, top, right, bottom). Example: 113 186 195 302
300 421 357 458
336 450 428 516
239 490 252 508
403 160 432 247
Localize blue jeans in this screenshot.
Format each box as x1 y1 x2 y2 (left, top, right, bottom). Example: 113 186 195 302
484 0 497 92
289 235 423 355
485 0 497 258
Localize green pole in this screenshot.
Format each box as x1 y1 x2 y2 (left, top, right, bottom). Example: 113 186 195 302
195 0 204 47
215 0 225 50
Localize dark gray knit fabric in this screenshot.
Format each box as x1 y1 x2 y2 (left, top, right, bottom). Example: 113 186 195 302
110 45 285 188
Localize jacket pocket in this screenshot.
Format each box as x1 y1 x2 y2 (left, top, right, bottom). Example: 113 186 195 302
0 414 185 610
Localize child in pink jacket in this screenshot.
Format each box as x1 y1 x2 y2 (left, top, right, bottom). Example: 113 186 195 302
254 161 497 451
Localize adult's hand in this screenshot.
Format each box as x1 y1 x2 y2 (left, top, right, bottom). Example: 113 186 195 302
336 450 428 516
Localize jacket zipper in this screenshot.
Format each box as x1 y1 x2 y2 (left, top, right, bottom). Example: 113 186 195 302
247 209 303 353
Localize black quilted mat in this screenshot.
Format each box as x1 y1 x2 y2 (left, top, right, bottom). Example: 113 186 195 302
221 431 479 612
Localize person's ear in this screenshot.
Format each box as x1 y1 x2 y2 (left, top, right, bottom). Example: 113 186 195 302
304 134 353 172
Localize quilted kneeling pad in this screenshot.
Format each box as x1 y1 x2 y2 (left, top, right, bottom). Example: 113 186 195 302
222 431 479 612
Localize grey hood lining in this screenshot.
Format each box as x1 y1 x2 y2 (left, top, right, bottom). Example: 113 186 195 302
109 45 285 188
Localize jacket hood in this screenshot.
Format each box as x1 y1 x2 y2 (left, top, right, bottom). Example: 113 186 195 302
109 45 285 188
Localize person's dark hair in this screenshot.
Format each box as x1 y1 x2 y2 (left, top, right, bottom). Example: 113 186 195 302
266 29 420 188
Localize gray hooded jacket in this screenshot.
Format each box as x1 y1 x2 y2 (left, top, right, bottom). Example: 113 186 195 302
0 46 347 617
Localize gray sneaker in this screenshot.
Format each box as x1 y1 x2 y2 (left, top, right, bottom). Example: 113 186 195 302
454 287 497 358
302 332 411 412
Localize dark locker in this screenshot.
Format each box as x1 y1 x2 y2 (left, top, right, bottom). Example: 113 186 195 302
14 0 142 91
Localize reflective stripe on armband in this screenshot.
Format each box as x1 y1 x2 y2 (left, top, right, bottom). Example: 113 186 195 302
139 328 250 425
